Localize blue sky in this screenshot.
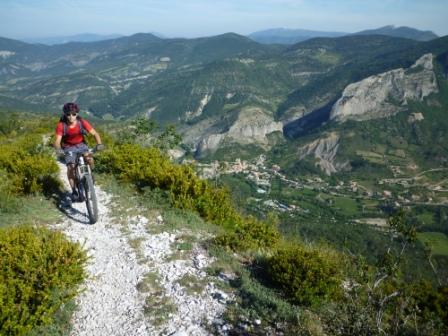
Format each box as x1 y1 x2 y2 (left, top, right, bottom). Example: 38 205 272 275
1 0 447 39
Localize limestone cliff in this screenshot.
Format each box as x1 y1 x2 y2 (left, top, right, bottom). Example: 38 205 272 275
195 107 283 157
196 134 225 157
298 132 350 175
330 54 438 122
226 107 283 144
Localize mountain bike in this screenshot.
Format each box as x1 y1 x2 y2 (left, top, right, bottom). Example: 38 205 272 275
72 149 98 224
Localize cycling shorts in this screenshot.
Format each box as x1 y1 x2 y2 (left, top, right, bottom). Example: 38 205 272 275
63 143 89 165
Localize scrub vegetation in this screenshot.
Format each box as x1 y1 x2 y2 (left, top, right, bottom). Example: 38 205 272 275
0 111 87 335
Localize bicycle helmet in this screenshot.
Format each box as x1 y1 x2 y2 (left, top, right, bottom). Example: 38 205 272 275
63 102 80 115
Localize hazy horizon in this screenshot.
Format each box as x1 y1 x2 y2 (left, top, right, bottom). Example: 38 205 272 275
1 0 447 40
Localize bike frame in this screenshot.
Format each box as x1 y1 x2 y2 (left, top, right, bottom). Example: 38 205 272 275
69 149 98 224
75 153 92 185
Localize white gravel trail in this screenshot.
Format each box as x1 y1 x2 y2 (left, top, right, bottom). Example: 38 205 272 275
53 162 229 336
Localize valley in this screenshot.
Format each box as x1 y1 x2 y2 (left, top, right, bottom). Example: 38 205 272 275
2 24 448 334
2 30 448 266
198 153 448 230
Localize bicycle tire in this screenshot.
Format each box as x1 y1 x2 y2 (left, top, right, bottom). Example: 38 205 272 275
83 174 98 224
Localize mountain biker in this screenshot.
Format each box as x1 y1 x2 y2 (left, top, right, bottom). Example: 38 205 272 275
54 102 104 201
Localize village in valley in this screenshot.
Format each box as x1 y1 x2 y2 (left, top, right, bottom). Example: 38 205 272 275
194 155 448 229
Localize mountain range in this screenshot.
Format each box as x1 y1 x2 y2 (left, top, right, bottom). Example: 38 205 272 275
248 28 346 44
22 33 124 45
249 25 438 44
12 25 438 47
1 27 446 156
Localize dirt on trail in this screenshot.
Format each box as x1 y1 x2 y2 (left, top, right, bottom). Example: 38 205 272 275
54 162 230 336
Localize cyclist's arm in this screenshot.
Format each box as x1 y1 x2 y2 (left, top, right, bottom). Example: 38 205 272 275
54 134 63 150
89 128 102 145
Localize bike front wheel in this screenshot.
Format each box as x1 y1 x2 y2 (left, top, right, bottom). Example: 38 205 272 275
82 174 98 224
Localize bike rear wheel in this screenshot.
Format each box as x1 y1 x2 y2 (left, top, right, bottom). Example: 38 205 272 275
82 174 98 224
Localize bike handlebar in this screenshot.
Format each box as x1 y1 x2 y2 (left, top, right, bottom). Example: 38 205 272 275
66 145 104 157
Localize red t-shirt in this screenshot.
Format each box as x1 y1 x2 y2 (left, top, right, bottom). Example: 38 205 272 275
55 119 93 147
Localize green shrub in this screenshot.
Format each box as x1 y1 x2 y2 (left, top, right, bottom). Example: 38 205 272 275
0 139 60 195
0 168 21 213
215 216 280 251
97 144 280 250
96 145 233 219
0 113 62 197
321 279 448 335
97 144 226 213
266 245 343 306
0 226 87 335
412 281 448 331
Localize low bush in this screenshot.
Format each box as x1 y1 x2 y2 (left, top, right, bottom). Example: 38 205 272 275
321 279 448 336
266 245 344 306
97 144 280 250
0 168 21 214
0 225 87 335
214 216 280 251
0 138 60 195
412 281 448 332
96 144 236 221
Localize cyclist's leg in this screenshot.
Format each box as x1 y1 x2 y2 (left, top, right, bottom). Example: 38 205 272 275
63 147 77 190
67 163 76 189
73 143 91 200
76 143 94 169
83 152 94 170
63 146 79 201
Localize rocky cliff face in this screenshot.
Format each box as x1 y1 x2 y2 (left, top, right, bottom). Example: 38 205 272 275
196 134 225 157
330 53 438 122
226 107 283 144
195 107 283 157
298 132 350 175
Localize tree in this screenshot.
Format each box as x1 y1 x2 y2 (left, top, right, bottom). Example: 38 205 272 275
155 125 182 152
323 210 447 335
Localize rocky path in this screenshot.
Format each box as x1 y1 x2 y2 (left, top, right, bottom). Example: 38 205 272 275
54 162 229 335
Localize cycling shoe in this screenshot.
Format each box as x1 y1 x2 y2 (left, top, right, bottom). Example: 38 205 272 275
71 191 83 202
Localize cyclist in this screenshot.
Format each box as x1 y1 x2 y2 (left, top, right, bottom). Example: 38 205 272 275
54 102 104 201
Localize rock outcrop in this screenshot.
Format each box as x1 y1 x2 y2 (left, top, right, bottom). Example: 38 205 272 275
226 107 283 144
298 132 350 175
0 51 15 59
408 112 424 123
330 54 438 122
196 134 225 156
195 107 283 157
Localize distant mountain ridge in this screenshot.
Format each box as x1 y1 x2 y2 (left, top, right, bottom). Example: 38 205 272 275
249 25 438 44
13 25 440 47
352 25 438 41
248 28 346 44
22 33 124 45
1 31 447 157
